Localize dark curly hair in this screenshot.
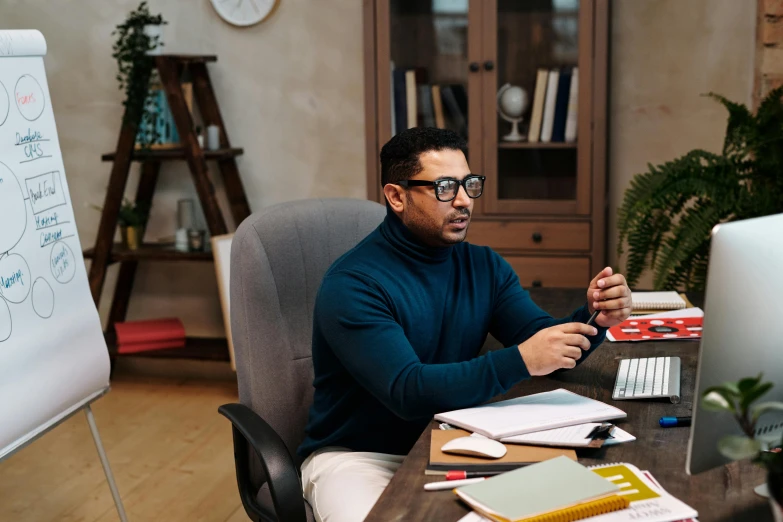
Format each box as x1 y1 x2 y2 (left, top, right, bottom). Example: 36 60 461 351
380 127 467 187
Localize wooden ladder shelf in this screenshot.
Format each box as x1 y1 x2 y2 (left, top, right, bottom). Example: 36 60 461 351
84 54 250 362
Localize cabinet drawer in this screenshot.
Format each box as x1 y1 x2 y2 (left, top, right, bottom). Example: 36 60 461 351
467 221 590 251
504 256 591 289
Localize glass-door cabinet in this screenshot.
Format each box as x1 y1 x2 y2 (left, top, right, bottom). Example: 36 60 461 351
364 0 609 288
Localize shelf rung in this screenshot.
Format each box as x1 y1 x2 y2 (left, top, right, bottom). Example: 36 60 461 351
101 147 243 162
83 244 214 262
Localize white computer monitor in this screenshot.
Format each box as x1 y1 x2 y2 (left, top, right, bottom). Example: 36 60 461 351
686 212 783 475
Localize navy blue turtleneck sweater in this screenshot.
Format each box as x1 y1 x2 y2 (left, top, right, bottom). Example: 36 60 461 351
297 209 606 458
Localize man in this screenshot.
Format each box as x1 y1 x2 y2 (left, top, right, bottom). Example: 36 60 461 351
297 127 631 522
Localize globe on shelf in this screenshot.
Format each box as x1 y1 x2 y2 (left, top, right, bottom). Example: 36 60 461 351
496 83 529 142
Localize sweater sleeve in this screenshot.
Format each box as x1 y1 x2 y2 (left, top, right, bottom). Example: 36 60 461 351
488 253 606 365
316 270 530 421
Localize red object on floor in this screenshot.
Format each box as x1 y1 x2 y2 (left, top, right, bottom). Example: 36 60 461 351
608 316 703 342
114 318 186 353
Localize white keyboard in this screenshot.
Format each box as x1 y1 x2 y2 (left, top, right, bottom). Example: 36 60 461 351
612 356 681 404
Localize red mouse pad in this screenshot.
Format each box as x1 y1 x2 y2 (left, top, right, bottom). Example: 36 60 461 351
608 317 703 342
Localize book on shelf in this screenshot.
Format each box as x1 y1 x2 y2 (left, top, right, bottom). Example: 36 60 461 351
527 68 549 143
134 81 194 149
526 67 578 145
418 84 435 128
539 69 560 143
390 65 467 138
431 85 446 129
114 317 186 354
405 70 418 128
564 67 579 142
550 68 572 143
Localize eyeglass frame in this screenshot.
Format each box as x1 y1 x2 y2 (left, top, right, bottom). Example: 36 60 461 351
394 174 486 202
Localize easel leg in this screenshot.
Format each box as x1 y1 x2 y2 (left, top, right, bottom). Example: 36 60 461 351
85 406 129 522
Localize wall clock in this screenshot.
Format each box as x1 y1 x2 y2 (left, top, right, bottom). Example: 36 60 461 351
210 0 279 27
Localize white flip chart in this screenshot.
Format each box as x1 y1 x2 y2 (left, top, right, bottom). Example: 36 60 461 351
0 30 110 460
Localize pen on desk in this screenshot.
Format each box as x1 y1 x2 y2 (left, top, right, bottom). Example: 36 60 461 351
445 470 504 480
659 416 691 428
424 477 486 491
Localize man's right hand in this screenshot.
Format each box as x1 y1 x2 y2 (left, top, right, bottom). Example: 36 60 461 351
517 323 598 376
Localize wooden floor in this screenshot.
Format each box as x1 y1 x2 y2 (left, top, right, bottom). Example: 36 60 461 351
0 375 247 522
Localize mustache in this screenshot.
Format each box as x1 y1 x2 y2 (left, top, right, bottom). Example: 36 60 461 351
447 209 471 221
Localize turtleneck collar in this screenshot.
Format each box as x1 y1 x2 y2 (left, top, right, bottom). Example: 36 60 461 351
379 207 454 264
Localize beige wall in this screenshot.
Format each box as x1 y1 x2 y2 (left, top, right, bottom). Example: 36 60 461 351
2 0 366 337
608 0 756 288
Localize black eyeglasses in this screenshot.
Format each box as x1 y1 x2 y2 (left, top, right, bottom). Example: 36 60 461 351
396 175 486 202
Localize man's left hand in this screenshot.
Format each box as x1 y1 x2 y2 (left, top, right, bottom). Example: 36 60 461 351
587 267 631 328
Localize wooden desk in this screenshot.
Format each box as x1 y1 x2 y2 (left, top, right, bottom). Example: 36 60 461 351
365 289 771 522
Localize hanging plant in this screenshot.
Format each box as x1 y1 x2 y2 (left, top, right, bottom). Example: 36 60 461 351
111 1 167 148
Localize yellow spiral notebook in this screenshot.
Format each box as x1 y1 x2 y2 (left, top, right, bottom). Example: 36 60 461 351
454 456 630 522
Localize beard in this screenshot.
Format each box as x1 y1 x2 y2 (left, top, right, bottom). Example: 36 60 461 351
403 192 470 247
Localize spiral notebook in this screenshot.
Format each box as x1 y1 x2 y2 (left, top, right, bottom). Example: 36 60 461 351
457 461 697 522
454 456 629 522
630 292 688 313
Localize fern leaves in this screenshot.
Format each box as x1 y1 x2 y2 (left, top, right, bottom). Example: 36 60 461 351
617 87 783 291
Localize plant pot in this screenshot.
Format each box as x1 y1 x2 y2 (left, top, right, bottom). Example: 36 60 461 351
770 470 783 522
143 24 163 55
120 225 144 250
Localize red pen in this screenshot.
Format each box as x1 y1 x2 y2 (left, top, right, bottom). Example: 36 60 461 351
445 470 505 480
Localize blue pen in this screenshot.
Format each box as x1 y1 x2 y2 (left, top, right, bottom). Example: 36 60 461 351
659 416 691 428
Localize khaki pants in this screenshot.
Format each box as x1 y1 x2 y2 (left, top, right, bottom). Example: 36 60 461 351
301 447 404 522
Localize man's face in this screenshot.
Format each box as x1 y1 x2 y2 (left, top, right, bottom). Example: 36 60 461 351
399 149 474 247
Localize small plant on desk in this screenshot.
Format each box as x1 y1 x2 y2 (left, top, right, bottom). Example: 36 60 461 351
702 374 783 519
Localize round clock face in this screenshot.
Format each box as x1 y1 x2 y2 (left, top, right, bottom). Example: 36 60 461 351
210 0 278 27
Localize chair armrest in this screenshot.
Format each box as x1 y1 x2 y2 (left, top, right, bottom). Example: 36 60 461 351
218 403 307 522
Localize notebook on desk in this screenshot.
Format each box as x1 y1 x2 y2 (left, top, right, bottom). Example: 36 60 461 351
428 429 576 474
630 292 693 315
434 389 627 440
454 456 629 522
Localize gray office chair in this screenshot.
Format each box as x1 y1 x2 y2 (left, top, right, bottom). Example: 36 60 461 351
218 198 386 522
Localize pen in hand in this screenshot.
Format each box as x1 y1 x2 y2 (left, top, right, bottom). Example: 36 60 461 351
586 309 600 328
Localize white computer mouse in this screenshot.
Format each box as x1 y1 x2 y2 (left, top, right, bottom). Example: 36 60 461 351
440 436 507 459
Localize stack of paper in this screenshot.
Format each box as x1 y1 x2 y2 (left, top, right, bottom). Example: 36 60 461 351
458 461 698 522
499 423 636 448
434 389 627 440
454 456 630 522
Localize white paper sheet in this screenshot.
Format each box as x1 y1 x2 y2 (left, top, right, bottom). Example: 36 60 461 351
500 423 636 447
0 30 110 460
434 389 627 439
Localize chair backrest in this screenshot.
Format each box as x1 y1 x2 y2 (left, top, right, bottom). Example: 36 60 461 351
230 198 386 465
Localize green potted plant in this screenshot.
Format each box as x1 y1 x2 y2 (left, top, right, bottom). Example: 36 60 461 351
702 374 783 520
117 199 150 250
617 86 783 291
111 1 167 148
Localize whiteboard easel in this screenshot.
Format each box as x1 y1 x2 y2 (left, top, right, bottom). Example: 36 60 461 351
0 30 126 521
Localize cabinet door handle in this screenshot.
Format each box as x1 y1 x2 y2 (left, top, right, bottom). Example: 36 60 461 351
483 60 494 71
532 232 543 243
532 279 543 288
469 62 480 72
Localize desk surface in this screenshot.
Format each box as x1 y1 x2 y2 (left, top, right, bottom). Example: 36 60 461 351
365 289 771 522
